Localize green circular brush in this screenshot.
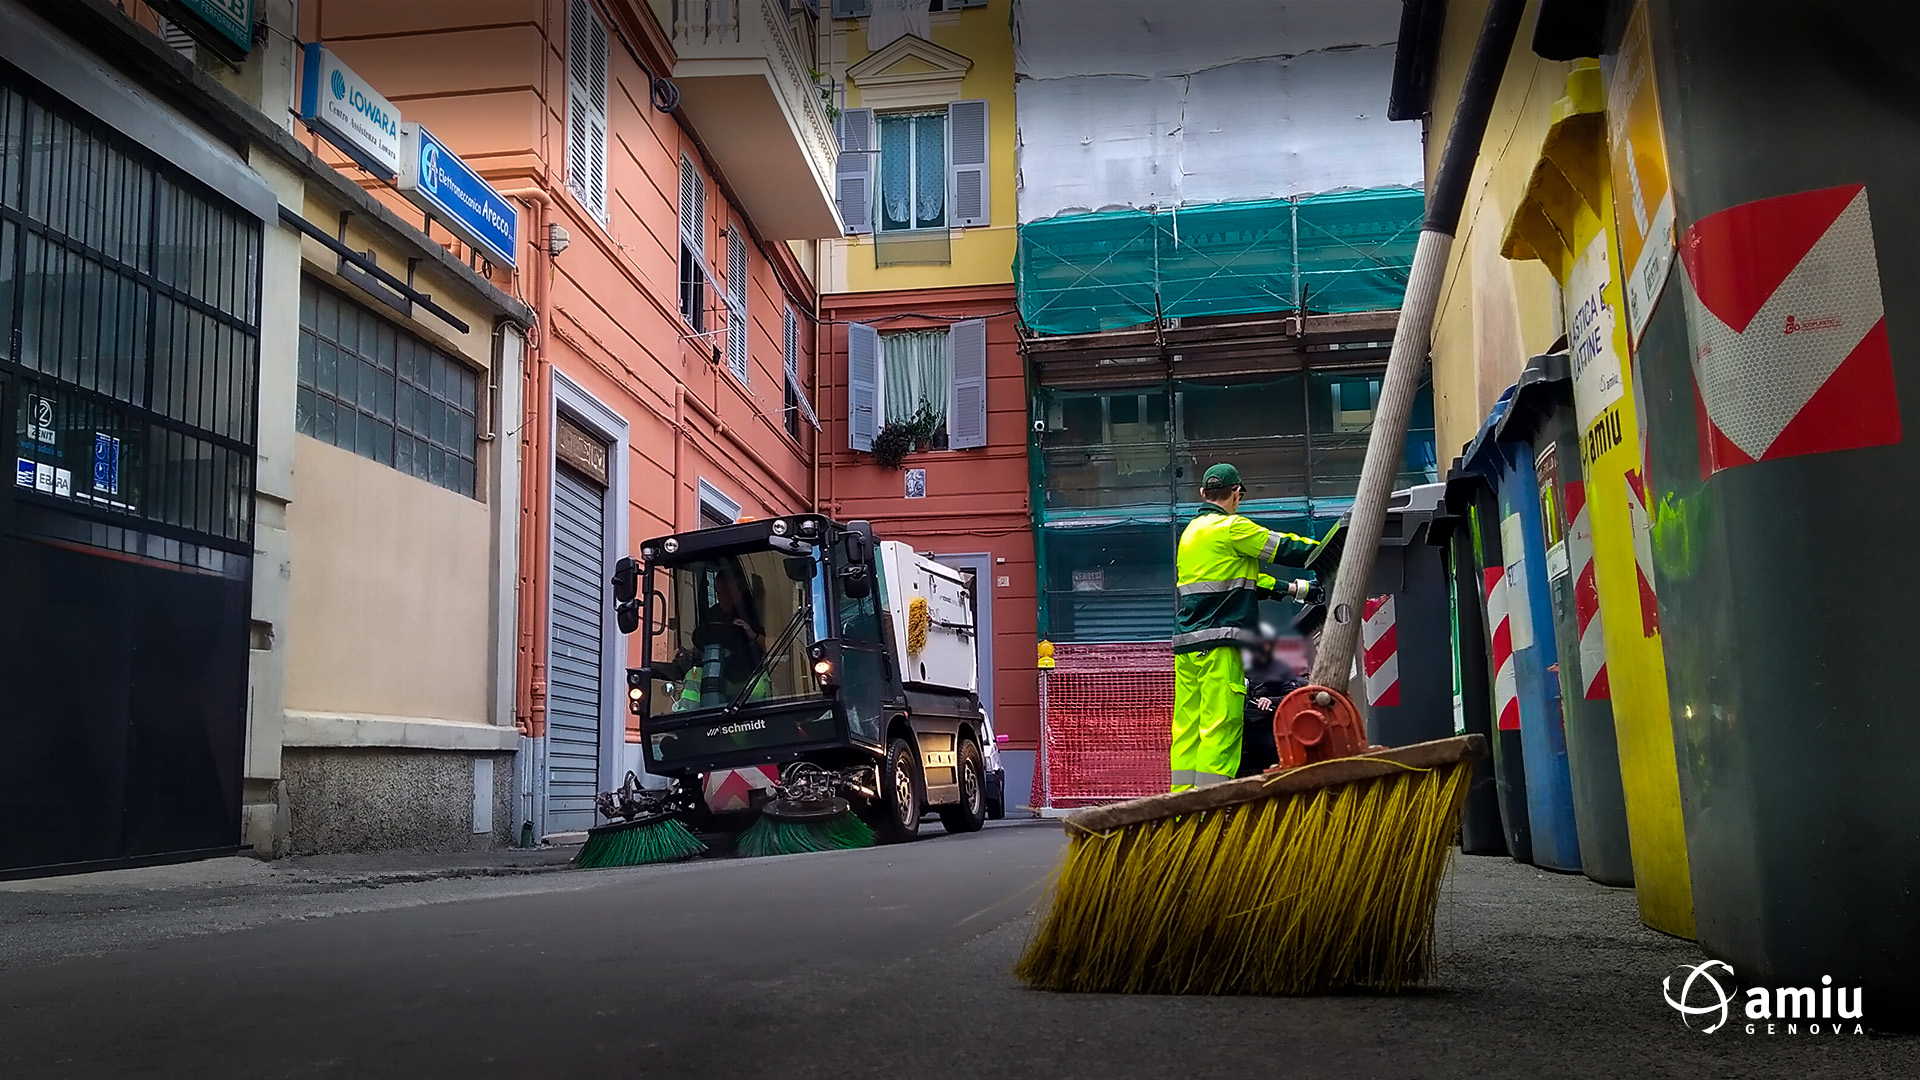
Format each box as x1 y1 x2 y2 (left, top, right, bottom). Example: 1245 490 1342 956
737 796 877 857
574 813 707 869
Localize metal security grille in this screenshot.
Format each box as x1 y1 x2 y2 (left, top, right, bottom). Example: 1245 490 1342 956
296 279 480 497
0 79 261 555
547 462 608 834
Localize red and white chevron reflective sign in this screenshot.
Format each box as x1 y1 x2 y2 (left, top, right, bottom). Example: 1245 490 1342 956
1362 595 1400 708
1484 567 1520 732
1679 184 1901 476
1564 481 1610 700
1624 469 1661 637
703 765 778 814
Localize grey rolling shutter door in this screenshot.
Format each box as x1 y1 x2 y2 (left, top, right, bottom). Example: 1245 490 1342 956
832 0 872 17
548 465 608 833
847 322 880 451
947 318 987 449
948 100 989 228
836 108 876 235
567 0 609 222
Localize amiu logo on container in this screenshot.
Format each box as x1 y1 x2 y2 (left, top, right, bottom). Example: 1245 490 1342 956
1662 961 1866 1036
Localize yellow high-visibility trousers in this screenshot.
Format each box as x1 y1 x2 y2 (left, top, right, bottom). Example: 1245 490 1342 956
1172 646 1245 791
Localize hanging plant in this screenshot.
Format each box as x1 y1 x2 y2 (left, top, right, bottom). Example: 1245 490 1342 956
870 420 916 470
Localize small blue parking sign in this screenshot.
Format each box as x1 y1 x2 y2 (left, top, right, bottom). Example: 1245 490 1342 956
93 433 121 497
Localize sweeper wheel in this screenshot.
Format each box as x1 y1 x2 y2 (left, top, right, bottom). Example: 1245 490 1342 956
869 737 923 844
937 739 988 835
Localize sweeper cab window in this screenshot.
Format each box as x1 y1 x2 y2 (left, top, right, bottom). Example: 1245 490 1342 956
640 547 828 719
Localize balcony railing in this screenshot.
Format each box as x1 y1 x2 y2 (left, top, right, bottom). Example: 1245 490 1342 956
653 1 838 237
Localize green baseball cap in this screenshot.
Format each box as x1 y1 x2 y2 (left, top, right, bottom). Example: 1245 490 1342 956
1201 463 1243 491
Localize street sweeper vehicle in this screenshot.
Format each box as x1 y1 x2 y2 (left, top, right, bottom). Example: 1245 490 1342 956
602 515 997 854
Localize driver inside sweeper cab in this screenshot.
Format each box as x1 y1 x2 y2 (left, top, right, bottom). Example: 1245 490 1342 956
672 567 771 709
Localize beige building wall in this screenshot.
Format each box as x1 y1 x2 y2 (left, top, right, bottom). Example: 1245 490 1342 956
283 438 493 725
1423 0 1573 457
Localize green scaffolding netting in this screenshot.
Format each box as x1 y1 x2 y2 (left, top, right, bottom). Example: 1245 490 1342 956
1015 188 1424 337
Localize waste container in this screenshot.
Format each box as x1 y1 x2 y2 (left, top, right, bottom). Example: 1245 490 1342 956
1440 462 1506 857
1314 484 1455 748
1459 392 1532 865
1488 404 1583 874
1610 2 1920 1012
1497 351 1635 887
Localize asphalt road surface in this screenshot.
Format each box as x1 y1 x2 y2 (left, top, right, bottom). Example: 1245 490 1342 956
1 821 1911 1079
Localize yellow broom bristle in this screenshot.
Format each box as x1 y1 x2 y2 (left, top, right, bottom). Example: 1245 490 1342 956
1015 759 1473 995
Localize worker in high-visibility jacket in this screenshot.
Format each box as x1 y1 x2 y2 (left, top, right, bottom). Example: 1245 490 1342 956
1172 463 1318 791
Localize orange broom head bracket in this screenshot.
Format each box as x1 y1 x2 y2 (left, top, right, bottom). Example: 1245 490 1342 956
1273 684 1371 768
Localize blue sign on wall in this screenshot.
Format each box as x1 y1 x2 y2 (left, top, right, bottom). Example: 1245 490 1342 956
397 124 518 269
298 44 403 180
93 433 122 498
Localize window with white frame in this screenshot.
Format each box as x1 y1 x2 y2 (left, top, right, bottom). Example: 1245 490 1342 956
877 111 946 233
566 0 610 222
678 155 708 333
846 318 986 452
880 328 949 430
725 225 749 383
835 101 989 236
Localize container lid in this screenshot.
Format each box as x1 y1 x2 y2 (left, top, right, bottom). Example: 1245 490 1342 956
1495 347 1573 446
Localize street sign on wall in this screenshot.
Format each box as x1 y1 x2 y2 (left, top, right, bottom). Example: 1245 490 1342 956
299 45 402 180
151 0 255 60
396 124 518 269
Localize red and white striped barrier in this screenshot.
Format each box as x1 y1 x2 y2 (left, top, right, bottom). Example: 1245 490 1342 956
1362 595 1401 708
1484 566 1521 731
1624 468 1661 637
703 764 779 814
1564 481 1611 700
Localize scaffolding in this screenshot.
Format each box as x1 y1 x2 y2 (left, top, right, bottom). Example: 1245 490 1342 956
1014 188 1425 337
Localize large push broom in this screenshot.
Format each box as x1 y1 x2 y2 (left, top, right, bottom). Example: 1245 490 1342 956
1016 0 1526 995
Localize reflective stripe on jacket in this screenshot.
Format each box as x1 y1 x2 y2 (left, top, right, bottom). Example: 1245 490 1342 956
1172 506 1317 654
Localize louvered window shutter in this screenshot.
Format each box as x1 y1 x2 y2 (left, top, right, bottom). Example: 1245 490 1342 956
567 0 610 222
726 228 749 383
679 156 705 256
947 318 987 449
947 100 989 228
847 322 881 451
784 308 800 379
836 108 876 235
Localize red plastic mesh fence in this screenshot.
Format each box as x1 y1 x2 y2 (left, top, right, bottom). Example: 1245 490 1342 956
1035 642 1175 809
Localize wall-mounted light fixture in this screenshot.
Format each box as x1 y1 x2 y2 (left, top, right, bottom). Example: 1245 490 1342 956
546 223 571 258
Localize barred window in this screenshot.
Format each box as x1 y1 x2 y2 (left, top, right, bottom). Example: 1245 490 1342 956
296 280 480 498
1 80 261 553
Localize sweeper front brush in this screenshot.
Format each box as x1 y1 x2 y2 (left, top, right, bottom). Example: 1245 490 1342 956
1015 735 1482 996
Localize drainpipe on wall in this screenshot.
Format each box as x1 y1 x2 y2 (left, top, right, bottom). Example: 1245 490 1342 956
499 187 556 746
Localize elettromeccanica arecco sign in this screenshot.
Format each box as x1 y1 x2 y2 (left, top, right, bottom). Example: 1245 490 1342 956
397 124 519 270
1663 961 1867 1036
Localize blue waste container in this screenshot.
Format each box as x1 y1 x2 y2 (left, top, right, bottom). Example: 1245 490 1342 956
1487 389 1582 874
1498 350 1635 886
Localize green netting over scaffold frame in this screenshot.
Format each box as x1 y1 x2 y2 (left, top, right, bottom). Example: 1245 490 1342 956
1015 187 1424 337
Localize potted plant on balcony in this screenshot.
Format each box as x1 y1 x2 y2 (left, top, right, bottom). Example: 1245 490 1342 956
870 420 915 470
908 399 941 454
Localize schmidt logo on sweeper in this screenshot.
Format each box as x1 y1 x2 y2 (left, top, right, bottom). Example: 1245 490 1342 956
1663 961 1865 1036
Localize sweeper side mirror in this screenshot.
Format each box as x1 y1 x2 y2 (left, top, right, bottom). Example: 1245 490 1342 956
840 522 875 599
611 557 641 603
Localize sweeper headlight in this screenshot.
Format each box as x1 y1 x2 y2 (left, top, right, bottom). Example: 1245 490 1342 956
797 518 818 536
771 518 789 536
662 538 680 554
